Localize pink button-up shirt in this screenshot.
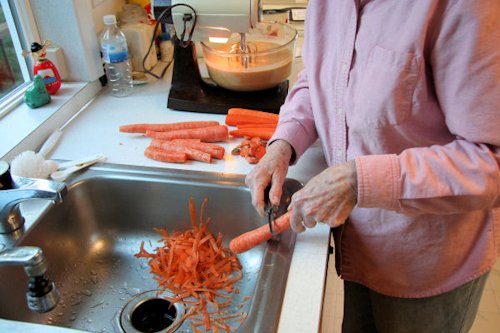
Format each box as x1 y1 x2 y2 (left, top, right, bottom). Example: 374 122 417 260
272 0 500 297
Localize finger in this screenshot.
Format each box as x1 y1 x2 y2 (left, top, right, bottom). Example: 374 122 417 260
327 201 353 228
269 183 283 208
246 174 268 217
289 206 305 233
269 172 285 207
253 182 268 217
302 215 317 229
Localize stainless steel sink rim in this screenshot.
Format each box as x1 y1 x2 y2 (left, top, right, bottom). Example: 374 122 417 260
119 290 185 333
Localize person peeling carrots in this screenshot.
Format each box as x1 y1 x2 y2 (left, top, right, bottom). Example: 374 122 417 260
244 1 500 332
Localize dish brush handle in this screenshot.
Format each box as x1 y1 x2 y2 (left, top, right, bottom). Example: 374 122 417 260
38 130 62 157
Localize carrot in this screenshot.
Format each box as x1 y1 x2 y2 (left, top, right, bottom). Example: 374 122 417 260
119 121 219 133
149 141 212 163
236 123 277 129
225 115 278 127
160 139 225 160
229 128 276 140
229 211 291 254
225 108 279 126
135 197 245 331
144 146 188 163
145 125 228 142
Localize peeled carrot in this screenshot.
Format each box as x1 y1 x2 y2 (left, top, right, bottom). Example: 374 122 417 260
229 211 291 254
229 128 276 140
149 140 212 163
166 139 225 159
119 121 219 133
146 125 228 142
144 146 188 163
225 108 279 126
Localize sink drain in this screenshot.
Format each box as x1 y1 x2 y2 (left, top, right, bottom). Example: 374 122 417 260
120 290 185 333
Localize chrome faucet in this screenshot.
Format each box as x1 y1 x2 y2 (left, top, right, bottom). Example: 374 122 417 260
0 174 66 312
0 246 60 312
0 176 66 233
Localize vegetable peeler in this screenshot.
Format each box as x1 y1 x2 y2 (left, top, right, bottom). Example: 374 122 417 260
264 185 278 235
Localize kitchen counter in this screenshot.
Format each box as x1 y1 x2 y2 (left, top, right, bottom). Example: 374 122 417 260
1 60 330 332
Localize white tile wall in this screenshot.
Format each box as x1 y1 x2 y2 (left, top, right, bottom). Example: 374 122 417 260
321 255 500 332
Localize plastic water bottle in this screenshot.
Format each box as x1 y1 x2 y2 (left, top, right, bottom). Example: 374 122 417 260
100 15 133 97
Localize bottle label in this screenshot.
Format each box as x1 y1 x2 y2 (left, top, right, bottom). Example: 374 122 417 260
102 40 129 63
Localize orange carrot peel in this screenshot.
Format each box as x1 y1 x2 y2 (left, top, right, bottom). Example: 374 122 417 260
135 197 246 331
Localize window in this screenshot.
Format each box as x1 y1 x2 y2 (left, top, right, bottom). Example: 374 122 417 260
0 0 31 118
0 5 24 98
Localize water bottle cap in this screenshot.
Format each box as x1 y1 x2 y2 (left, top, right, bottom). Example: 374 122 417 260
159 32 171 41
103 15 117 25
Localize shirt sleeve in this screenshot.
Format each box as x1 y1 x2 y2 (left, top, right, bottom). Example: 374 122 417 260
270 69 318 164
356 0 500 214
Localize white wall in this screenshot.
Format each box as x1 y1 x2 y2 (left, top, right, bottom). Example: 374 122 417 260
91 0 126 34
29 0 125 82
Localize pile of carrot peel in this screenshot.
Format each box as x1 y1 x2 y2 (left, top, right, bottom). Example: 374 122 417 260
231 137 267 164
135 197 246 332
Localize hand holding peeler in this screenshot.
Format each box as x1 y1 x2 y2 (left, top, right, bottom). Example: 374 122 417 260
264 185 278 235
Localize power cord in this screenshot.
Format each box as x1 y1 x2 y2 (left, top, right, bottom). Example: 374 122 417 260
142 4 197 79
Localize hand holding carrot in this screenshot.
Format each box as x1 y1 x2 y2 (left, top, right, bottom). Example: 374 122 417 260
245 139 294 217
288 160 358 233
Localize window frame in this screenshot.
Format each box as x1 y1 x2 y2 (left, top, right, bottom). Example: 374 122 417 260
0 0 36 118
0 0 105 160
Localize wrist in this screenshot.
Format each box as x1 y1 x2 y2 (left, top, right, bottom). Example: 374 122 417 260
347 160 358 202
268 139 295 164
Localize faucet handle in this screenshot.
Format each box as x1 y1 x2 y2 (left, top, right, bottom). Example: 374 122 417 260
0 175 67 234
12 175 66 202
0 161 13 190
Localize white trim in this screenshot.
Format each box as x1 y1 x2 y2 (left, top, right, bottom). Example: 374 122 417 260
0 82 28 120
11 0 40 46
0 80 103 161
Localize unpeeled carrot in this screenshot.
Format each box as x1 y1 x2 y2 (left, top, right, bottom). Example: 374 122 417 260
229 211 291 254
229 128 276 140
146 125 228 142
236 123 277 129
225 108 279 126
144 146 188 163
119 121 219 133
149 140 212 163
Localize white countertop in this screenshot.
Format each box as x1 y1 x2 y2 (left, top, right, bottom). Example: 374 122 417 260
1 62 330 332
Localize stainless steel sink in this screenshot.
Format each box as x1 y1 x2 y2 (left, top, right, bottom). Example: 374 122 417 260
0 163 301 332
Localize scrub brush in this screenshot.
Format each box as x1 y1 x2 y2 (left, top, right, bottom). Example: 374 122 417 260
10 130 62 179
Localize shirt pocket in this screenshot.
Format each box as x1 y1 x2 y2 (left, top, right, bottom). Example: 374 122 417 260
352 45 420 129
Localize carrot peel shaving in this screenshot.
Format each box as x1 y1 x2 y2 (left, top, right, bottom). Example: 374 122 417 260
135 197 246 331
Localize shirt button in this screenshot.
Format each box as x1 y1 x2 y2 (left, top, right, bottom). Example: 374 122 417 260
342 63 348 72
336 107 343 115
336 149 343 157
